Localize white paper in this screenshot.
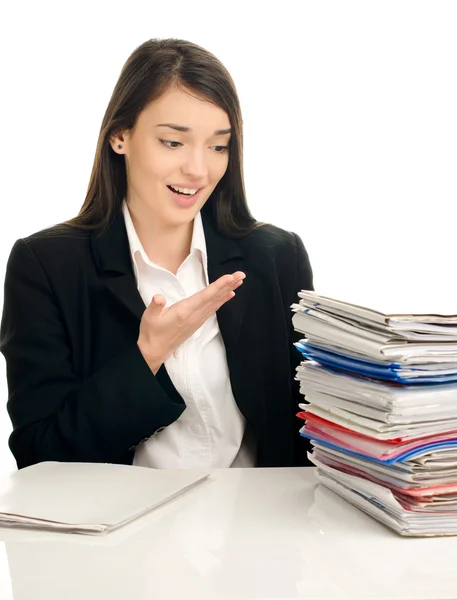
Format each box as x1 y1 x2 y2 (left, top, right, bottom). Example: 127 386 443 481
0 462 209 535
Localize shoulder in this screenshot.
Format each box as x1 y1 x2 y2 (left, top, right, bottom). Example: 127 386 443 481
7 223 92 274
25 222 92 246
240 221 297 249
238 222 304 265
237 221 313 293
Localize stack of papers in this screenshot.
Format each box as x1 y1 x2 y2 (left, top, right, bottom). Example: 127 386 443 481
291 291 457 537
0 461 209 535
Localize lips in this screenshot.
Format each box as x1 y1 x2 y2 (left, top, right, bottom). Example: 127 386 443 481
166 184 202 208
166 185 198 196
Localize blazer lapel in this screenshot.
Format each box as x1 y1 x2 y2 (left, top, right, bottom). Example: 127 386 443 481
90 209 252 354
202 212 252 355
90 211 146 321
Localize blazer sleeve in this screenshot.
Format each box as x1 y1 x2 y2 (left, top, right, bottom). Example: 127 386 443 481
0 239 185 469
290 232 314 466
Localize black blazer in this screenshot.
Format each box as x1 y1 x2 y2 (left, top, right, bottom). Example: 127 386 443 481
0 210 314 469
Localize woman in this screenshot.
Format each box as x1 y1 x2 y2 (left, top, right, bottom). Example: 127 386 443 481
0 38 313 470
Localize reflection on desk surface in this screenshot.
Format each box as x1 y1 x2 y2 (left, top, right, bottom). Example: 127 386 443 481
0 467 456 600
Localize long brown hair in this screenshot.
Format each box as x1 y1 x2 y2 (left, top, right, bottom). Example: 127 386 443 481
65 38 261 238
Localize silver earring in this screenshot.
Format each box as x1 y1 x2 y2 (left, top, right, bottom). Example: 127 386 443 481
117 144 122 149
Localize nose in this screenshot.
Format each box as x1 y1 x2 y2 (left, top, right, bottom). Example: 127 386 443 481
181 147 209 180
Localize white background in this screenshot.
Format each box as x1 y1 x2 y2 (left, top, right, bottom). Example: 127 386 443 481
0 0 456 476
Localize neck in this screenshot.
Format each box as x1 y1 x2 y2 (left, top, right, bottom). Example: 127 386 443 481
127 201 194 275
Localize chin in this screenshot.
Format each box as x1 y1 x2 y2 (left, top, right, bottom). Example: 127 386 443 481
164 205 201 227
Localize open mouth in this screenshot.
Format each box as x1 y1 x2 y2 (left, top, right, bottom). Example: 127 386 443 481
167 185 200 197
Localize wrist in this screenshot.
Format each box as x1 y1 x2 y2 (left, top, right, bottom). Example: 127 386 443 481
137 340 163 375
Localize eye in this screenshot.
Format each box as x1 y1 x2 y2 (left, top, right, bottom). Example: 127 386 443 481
212 145 229 154
159 139 183 149
159 139 229 153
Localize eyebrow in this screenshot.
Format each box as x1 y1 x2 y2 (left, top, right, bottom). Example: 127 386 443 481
156 123 232 135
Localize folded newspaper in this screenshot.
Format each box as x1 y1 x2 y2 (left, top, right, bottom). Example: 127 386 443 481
0 461 209 535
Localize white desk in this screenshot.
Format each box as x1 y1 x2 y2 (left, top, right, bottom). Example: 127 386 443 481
0 467 455 599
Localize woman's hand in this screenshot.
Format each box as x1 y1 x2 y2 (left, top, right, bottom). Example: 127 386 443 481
137 271 246 374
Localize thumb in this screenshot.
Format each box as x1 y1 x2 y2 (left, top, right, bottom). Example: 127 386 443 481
148 293 167 313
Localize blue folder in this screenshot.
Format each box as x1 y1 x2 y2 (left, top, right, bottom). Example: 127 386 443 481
300 430 457 464
295 342 457 385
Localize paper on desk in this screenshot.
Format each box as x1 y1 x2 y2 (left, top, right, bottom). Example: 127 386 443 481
295 341 457 382
300 420 457 462
298 405 457 441
0 462 209 535
296 361 457 412
292 310 457 363
295 290 457 326
314 463 457 536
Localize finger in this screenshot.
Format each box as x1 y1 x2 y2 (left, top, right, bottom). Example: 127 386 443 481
203 271 246 300
196 277 242 316
149 294 166 311
179 280 230 315
213 274 244 301
232 271 246 282
172 272 245 321
217 271 245 286
208 290 237 316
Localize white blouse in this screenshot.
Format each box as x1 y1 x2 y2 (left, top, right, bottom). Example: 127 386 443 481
122 201 256 469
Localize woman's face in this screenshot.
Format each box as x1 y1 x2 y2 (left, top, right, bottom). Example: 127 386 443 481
111 86 231 229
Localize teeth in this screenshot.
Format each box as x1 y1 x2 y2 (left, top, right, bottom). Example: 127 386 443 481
169 185 199 196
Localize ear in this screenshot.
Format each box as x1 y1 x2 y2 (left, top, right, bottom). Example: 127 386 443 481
109 131 128 154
